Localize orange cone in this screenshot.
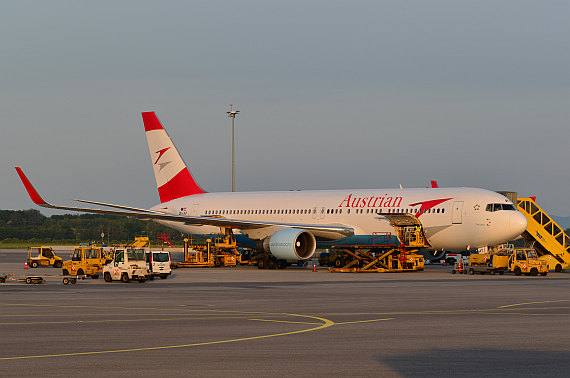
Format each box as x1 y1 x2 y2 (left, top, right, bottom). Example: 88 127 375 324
24 261 28 269
313 264 317 272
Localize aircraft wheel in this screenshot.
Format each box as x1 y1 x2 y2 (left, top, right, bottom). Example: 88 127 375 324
277 260 287 269
267 259 277 269
334 258 343 268
469 268 475 275
490 270 496 275
257 259 267 269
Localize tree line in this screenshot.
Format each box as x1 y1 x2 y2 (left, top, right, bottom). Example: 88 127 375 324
0 209 188 245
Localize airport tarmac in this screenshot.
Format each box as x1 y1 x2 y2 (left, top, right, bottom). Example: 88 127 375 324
2 249 570 377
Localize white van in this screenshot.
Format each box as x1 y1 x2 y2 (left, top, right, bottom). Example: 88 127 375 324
146 251 172 279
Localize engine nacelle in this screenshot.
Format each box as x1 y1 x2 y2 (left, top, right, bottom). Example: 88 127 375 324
262 229 316 260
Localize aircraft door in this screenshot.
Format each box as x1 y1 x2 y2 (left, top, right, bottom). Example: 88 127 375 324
452 201 464 224
191 204 199 216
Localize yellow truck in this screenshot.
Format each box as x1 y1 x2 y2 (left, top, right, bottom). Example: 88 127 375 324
468 248 548 276
26 247 63 268
62 246 112 279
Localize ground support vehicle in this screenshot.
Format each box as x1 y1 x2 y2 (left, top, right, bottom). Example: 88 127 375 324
26 247 63 268
467 249 548 276
516 196 570 272
328 218 428 273
176 235 239 268
62 246 112 279
0 273 13 283
103 248 150 283
451 258 469 274
146 250 172 279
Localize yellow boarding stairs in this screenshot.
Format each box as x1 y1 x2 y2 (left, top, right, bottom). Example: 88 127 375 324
517 198 570 272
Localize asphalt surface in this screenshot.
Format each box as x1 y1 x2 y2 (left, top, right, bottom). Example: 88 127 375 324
2 249 570 377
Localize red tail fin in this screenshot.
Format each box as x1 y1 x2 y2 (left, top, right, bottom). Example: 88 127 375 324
142 112 206 203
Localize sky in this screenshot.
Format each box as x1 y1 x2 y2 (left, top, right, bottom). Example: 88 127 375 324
2 0 569 217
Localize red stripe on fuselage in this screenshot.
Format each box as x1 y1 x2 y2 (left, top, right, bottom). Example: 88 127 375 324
409 198 453 218
142 112 163 132
157 168 205 203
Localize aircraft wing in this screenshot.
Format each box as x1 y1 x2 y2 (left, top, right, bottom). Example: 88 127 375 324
15 168 354 237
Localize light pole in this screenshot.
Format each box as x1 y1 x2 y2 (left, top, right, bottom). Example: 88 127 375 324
227 104 240 192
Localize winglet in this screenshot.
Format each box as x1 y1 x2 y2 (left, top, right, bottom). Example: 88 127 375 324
15 167 49 206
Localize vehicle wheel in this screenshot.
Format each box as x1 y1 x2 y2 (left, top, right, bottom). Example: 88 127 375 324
148 275 155 280
71 278 76 284
104 272 112 282
530 268 538 276
498 271 504 275
62 269 69 276
160 274 168 279
334 258 343 268
277 260 287 269
138 278 146 283
267 259 277 269
121 273 130 283
77 269 84 276
91 275 99 279
25 277 32 284
257 259 266 269
54 261 62 268
63 277 69 285
490 270 496 275
31 261 38 268
214 259 221 267
297 260 305 267
514 267 522 276
452 270 456 274
540 272 548 276
469 268 475 275
555 264 562 272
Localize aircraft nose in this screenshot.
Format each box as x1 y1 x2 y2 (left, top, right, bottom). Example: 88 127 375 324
510 211 528 236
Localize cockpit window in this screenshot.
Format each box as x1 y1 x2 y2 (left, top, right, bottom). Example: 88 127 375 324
486 203 517 212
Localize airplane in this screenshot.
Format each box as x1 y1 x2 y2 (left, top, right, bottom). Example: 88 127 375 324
16 111 528 262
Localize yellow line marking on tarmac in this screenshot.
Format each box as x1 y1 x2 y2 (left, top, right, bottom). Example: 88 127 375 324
249 319 322 325
497 300 570 309
335 318 395 325
0 313 335 361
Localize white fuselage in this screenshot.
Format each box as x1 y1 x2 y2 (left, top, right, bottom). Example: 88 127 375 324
151 187 527 251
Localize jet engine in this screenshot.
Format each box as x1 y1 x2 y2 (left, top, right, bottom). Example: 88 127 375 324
262 229 316 260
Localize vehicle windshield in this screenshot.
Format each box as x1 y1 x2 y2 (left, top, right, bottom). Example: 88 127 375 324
127 249 146 261
526 250 538 258
153 252 170 262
